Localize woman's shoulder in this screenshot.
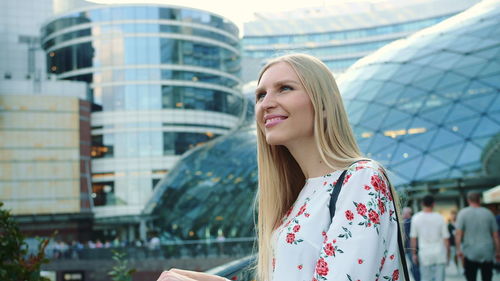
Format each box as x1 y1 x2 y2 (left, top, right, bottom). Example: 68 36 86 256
347 159 386 176
342 159 390 188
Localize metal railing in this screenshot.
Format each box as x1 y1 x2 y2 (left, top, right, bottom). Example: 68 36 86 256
43 238 255 260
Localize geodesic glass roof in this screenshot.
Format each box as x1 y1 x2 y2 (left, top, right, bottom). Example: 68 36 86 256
338 0 500 186
144 125 258 239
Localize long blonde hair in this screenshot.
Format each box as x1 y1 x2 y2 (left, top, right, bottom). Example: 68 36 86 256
255 54 365 280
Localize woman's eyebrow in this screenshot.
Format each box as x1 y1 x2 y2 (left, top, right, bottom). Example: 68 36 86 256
255 80 299 93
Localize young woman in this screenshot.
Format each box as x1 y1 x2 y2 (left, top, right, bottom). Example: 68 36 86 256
156 54 403 281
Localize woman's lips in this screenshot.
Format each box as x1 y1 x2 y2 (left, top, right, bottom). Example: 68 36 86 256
265 116 287 128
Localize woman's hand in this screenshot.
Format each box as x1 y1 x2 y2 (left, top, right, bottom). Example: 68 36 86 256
157 270 196 281
156 269 227 281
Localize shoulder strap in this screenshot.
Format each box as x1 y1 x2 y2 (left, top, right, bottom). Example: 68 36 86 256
328 169 348 220
384 171 411 281
328 162 411 281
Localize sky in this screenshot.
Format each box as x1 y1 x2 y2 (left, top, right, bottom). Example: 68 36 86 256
88 0 361 31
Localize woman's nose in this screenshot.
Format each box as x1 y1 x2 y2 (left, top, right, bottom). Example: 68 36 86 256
260 93 276 110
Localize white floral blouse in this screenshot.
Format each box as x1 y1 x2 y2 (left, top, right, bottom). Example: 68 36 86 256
270 160 401 281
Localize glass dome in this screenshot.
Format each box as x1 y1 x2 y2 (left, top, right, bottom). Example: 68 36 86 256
144 84 257 240
144 125 257 239
338 0 500 187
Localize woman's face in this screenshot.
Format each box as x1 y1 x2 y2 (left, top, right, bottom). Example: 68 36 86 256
255 62 315 147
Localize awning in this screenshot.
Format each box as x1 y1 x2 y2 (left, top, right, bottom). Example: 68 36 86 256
483 185 500 204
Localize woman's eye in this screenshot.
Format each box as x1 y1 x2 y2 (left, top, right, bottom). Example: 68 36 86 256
280 85 293 91
256 92 266 101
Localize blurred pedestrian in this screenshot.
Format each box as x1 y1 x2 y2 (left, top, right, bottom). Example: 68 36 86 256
148 232 161 258
448 210 460 273
410 195 449 281
95 239 103 248
456 192 500 281
112 236 121 248
404 206 421 281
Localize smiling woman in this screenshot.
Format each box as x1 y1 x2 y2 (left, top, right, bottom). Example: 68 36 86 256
255 62 315 147
156 54 409 281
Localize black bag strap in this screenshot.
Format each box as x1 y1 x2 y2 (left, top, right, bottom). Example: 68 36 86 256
328 161 410 281
328 169 348 219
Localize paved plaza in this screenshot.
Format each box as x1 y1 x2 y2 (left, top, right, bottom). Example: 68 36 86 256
410 264 500 281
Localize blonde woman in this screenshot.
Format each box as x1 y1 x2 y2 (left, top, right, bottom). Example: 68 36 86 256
156 54 405 281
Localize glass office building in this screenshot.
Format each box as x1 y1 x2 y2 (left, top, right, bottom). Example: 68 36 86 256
242 0 479 80
148 0 500 237
338 0 500 201
41 3 244 236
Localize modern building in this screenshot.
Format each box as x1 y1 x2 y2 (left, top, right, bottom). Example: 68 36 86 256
41 1 244 240
148 0 500 239
144 92 256 240
338 0 500 209
242 0 480 81
0 0 93 240
0 83 92 239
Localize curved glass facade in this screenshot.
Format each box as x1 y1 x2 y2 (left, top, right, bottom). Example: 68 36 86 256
145 125 257 239
242 0 479 76
145 0 500 239
41 5 244 220
338 0 500 187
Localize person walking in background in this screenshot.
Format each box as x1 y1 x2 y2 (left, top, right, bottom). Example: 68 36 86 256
404 207 421 281
410 195 450 281
447 210 460 273
455 192 500 281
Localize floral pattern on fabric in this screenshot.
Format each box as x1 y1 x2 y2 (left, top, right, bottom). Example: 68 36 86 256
270 161 400 281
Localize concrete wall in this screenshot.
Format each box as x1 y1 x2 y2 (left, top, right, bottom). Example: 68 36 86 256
0 94 84 214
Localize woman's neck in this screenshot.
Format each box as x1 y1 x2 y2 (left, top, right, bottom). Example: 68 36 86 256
286 139 337 179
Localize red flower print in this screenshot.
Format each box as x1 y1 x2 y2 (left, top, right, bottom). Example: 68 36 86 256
324 243 335 256
368 209 380 224
293 225 301 233
390 254 395 260
343 174 352 184
305 213 310 218
312 278 317 281
380 256 386 267
298 264 303 270
272 258 276 270
358 259 363 264
378 198 385 215
286 233 295 244
297 203 307 216
364 185 370 190
322 231 328 243
285 206 293 217
371 174 387 194
387 189 393 201
315 258 329 276
332 239 337 244
393 269 399 280
345 210 354 221
323 181 327 186
368 222 372 227
356 203 367 216
231 276 237 280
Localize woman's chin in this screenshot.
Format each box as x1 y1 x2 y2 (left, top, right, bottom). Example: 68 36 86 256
265 135 286 146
